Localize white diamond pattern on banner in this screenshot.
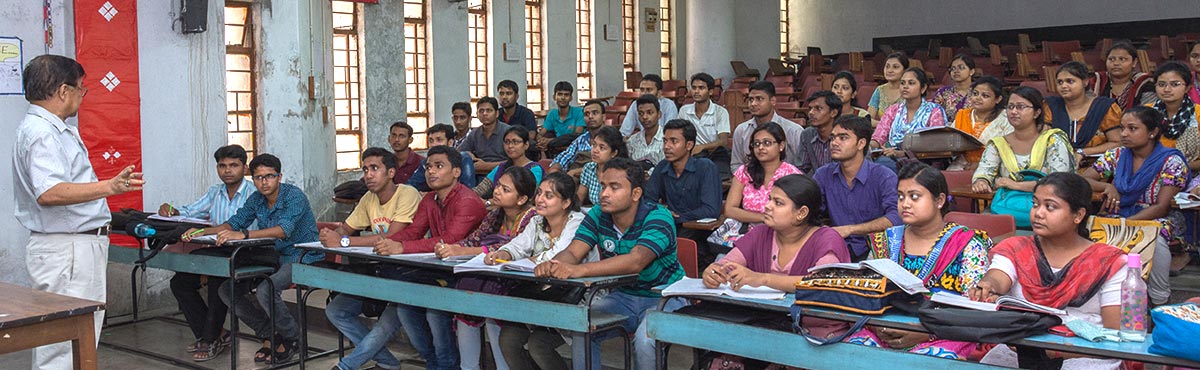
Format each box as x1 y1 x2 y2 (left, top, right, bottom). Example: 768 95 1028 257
101 71 120 91
98 2 118 21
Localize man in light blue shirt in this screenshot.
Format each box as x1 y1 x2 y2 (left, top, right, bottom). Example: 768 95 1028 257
162 144 258 361
619 74 678 136
158 144 255 224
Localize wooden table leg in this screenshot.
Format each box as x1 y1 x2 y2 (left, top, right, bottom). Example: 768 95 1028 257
71 314 97 370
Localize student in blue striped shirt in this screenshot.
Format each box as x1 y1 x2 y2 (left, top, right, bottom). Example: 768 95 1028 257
162 145 260 362
534 157 686 370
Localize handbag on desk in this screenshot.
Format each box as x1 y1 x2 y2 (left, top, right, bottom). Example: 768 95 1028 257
789 268 902 346
1148 302 1200 363
917 299 1061 343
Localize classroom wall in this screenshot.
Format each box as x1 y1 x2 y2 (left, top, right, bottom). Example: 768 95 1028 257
791 0 1200 54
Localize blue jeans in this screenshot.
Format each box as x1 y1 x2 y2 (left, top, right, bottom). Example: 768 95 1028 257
325 294 402 370
589 291 686 370
395 304 459 370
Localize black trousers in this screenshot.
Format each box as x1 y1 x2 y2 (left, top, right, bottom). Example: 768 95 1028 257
169 246 278 342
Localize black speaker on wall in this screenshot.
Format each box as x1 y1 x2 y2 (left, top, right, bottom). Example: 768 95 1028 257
181 0 208 34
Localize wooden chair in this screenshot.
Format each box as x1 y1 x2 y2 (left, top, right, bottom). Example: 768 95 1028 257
731 61 761 80
945 212 1016 239
768 58 796 77
928 39 943 58
967 37 988 56
1042 40 1081 64
988 44 1007 66
938 47 954 67
878 44 895 55
1015 53 1037 80
1020 79 1050 98
848 52 864 73
941 170 976 213
1137 49 1156 74
1018 33 1036 53
626 71 643 91
676 238 700 278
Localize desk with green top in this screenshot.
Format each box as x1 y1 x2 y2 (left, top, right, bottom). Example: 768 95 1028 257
293 243 639 370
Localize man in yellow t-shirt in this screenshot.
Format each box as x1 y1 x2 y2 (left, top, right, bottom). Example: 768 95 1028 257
320 147 421 246
319 147 422 370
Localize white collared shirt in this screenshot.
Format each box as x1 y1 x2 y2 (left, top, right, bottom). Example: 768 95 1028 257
627 124 665 165
678 101 730 145
729 112 804 172
13 105 111 233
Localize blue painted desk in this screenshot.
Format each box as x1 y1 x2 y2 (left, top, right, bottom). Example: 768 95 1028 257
107 235 288 370
293 243 638 370
647 293 1200 369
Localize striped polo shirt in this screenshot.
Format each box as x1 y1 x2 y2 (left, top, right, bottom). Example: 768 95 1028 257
575 200 683 297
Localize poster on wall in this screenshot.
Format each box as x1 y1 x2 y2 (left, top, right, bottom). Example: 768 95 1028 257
0 37 22 95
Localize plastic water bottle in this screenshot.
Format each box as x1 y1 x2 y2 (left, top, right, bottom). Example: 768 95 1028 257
132 223 157 238
1119 254 1148 342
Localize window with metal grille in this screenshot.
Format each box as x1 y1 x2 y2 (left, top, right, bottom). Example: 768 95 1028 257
524 0 545 112
468 0 490 101
225 2 257 158
659 0 671 79
780 0 789 57
575 0 594 101
621 0 635 85
332 0 364 170
404 0 430 148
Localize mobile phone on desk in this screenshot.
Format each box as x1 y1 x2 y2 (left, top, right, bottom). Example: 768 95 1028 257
1048 325 1075 337
695 218 718 223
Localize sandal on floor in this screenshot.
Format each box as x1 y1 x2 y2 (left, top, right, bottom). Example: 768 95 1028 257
254 341 272 363
268 337 299 365
192 340 227 362
185 338 204 353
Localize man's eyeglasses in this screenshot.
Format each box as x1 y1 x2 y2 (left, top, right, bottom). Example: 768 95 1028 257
67 84 88 97
252 174 280 182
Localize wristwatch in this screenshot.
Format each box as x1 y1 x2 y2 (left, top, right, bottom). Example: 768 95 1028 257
1075 148 1085 157
242 229 250 239
340 235 351 247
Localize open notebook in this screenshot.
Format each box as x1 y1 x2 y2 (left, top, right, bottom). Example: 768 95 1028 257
452 253 539 274
808 259 929 295
930 291 1067 316
661 277 787 300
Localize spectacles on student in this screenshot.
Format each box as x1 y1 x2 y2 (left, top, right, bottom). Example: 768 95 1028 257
750 139 778 148
949 64 971 72
1006 104 1035 111
252 174 280 181
503 139 525 145
1157 81 1187 88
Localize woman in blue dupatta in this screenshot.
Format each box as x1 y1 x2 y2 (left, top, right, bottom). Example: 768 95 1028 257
870 67 947 171
1045 62 1123 163
1082 106 1187 306
843 162 991 359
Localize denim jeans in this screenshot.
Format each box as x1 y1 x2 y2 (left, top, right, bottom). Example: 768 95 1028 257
326 294 402 370
395 304 459 370
589 291 686 370
457 318 509 370
218 262 298 341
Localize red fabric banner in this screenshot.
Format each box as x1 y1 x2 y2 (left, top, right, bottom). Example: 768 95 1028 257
75 0 141 246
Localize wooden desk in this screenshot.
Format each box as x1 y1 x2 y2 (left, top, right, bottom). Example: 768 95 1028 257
682 218 723 232
649 293 1200 369
950 184 1104 212
293 244 639 370
0 283 104 370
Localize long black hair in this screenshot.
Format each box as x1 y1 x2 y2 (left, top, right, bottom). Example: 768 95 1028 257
746 122 787 189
